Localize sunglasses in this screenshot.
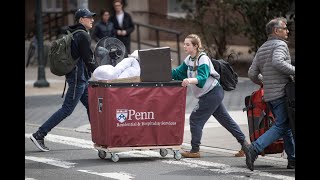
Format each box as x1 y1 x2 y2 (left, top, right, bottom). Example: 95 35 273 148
277 27 288 30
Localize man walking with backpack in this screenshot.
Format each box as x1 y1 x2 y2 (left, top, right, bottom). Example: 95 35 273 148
30 8 98 152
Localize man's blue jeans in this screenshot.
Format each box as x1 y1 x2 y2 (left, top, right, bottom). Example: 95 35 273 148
37 79 90 137
252 96 295 161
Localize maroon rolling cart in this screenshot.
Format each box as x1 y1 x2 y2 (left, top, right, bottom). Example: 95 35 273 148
88 81 187 162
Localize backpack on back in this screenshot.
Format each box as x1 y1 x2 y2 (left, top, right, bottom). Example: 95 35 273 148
197 54 238 91
243 86 284 155
49 29 86 76
211 58 238 91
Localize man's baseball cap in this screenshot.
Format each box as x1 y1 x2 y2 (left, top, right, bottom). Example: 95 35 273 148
75 8 96 21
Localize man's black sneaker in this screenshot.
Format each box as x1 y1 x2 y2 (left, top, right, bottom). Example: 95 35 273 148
287 160 295 169
242 143 258 171
30 133 49 152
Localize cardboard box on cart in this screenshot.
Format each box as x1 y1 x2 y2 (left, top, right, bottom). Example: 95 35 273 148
138 47 172 82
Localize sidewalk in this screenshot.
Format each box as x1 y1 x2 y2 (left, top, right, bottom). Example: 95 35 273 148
25 64 65 96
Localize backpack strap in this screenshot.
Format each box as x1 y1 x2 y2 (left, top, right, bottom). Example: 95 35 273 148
61 80 67 98
66 29 87 40
190 53 205 76
68 29 86 35
194 53 205 71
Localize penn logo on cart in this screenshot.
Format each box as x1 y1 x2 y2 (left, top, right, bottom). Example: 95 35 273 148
116 109 155 123
116 109 128 123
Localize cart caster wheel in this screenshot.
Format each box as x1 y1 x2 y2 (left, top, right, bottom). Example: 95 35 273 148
111 153 120 162
174 150 182 160
98 150 106 159
160 149 168 157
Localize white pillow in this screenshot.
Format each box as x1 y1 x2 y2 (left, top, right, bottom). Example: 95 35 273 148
92 65 118 80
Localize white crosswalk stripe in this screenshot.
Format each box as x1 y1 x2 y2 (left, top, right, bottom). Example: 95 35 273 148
25 156 76 168
26 133 293 180
25 155 135 180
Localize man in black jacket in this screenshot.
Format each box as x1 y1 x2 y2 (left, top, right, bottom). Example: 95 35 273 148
30 8 98 152
110 0 135 55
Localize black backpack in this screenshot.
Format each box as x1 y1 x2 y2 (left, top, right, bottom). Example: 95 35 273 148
197 54 238 91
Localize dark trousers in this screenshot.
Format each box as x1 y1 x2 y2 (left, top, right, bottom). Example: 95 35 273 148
37 79 90 137
189 85 246 152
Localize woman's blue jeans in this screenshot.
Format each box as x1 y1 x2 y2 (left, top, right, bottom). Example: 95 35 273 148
37 79 90 137
252 96 295 161
189 85 246 152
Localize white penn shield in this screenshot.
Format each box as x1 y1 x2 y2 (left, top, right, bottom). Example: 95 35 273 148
116 109 128 123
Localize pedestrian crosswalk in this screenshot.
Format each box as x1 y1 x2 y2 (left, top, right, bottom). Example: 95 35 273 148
25 133 293 180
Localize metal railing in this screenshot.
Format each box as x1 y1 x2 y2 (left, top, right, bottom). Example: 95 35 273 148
133 22 182 64
25 10 75 41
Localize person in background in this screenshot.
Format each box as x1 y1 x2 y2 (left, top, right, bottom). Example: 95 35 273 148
171 34 249 158
92 9 115 43
110 0 135 55
30 9 98 152
243 17 295 171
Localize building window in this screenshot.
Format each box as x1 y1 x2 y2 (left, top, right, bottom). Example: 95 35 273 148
42 0 63 12
167 0 195 18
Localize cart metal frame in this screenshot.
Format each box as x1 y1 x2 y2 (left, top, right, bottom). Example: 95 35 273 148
94 143 182 162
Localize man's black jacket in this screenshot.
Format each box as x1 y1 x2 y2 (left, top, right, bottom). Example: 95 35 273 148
67 23 98 81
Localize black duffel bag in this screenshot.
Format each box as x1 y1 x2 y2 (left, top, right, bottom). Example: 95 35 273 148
285 76 295 137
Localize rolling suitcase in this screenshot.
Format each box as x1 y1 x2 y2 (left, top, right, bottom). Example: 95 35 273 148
243 86 284 156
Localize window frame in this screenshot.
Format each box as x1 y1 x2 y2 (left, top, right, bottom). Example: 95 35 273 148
42 0 63 13
167 0 195 19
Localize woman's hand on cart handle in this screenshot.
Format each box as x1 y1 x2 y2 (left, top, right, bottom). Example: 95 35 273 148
182 78 198 87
